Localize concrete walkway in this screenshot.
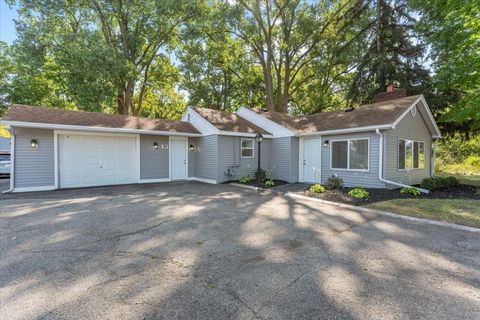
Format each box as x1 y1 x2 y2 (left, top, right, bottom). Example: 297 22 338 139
1 182 479 319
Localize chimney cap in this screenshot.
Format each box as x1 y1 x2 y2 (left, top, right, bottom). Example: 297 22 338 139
386 84 394 93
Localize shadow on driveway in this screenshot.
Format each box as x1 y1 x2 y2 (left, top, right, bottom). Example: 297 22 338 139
1 181 479 319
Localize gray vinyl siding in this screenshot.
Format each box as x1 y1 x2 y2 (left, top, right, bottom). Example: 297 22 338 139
290 138 299 182
188 137 196 178
217 135 272 183
383 108 433 186
271 137 298 183
194 135 218 181
140 135 169 180
321 132 385 188
14 128 55 188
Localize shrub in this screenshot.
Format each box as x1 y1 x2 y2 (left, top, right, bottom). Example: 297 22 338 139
239 176 250 184
309 184 325 193
254 169 268 183
348 188 369 199
438 155 480 175
400 187 421 197
326 175 344 190
420 176 459 190
264 179 275 187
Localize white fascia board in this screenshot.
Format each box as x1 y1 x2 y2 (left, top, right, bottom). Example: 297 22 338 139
236 107 294 137
218 131 273 138
0 121 202 137
183 107 219 135
295 124 393 137
391 95 442 138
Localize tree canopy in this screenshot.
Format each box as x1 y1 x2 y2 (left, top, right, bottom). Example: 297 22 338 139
1 0 478 135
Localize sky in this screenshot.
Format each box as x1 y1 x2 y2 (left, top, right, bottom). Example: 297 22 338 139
0 1 18 45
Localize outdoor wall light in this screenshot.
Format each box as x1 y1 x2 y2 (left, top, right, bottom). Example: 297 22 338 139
30 139 38 148
153 142 159 149
323 140 329 147
189 144 195 151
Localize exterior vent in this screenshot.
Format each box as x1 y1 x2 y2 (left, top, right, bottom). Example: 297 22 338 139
344 107 355 112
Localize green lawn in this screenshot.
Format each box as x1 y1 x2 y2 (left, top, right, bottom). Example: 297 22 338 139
367 199 480 228
366 174 480 228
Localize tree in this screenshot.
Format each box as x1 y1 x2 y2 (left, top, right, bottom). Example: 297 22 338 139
346 0 431 105
411 0 480 136
177 5 265 111
5 0 198 116
224 0 364 112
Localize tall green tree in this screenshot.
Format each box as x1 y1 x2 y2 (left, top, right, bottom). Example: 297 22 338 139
178 4 264 111
5 0 198 116
412 0 480 136
346 0 430 105
224 0 365 112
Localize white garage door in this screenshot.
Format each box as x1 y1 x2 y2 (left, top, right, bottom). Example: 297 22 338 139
59 134 138 188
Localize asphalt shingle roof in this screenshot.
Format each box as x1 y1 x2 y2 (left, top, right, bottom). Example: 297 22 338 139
251 95 422 133
190 107 270 135
3 105 200 134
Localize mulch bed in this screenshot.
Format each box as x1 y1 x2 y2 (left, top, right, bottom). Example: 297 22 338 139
298 184 480 206
232 179 289 189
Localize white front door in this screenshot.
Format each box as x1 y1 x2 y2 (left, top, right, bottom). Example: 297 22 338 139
303 138 321 183
59 134 138 188
170 138 187 180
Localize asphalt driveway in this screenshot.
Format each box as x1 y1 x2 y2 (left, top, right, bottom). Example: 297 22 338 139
1 182 479 320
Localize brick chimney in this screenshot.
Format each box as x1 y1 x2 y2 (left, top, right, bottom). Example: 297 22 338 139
375 85 407 102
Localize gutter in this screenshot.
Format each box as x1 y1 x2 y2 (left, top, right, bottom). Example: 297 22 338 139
3 129 14 193
375 129 429 194
0 121 203 137
295 124 393 137
431 138 439 177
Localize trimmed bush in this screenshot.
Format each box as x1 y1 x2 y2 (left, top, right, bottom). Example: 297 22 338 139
400 187 421 197
348 188 369 199
326 175 344 190
310 184 325 193
239 176 250 184
255 169 268 182
265 179 275 187
420 176 458 190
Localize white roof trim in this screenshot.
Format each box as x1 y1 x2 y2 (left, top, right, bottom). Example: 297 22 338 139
0 120 202 137
218 131 273 138
236 107 294 137
392 95 442 138
295 124 393 137
182 107 220 135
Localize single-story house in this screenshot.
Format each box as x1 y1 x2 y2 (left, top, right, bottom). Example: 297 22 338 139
1 87 441 192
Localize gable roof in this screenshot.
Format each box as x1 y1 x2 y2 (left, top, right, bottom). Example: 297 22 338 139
2 104 200 134
189 106 270 135
250 95 434 135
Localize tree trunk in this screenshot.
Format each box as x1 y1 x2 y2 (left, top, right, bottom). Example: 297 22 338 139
278 52 291 113
376 0 386 91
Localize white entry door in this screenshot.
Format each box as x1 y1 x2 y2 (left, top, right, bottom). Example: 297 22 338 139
59 133 138 188
303 138 321 183
170 138 187 180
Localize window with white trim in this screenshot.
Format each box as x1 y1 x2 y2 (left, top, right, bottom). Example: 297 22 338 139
331 139 369 171
241 138 254 158
398 139 425 170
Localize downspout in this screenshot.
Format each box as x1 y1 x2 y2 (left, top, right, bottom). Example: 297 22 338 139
3 128 14 193
431 138 438 177
375 129 429 193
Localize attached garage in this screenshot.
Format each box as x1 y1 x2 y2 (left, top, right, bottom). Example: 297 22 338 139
58 133 139 188
2 105 201 192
